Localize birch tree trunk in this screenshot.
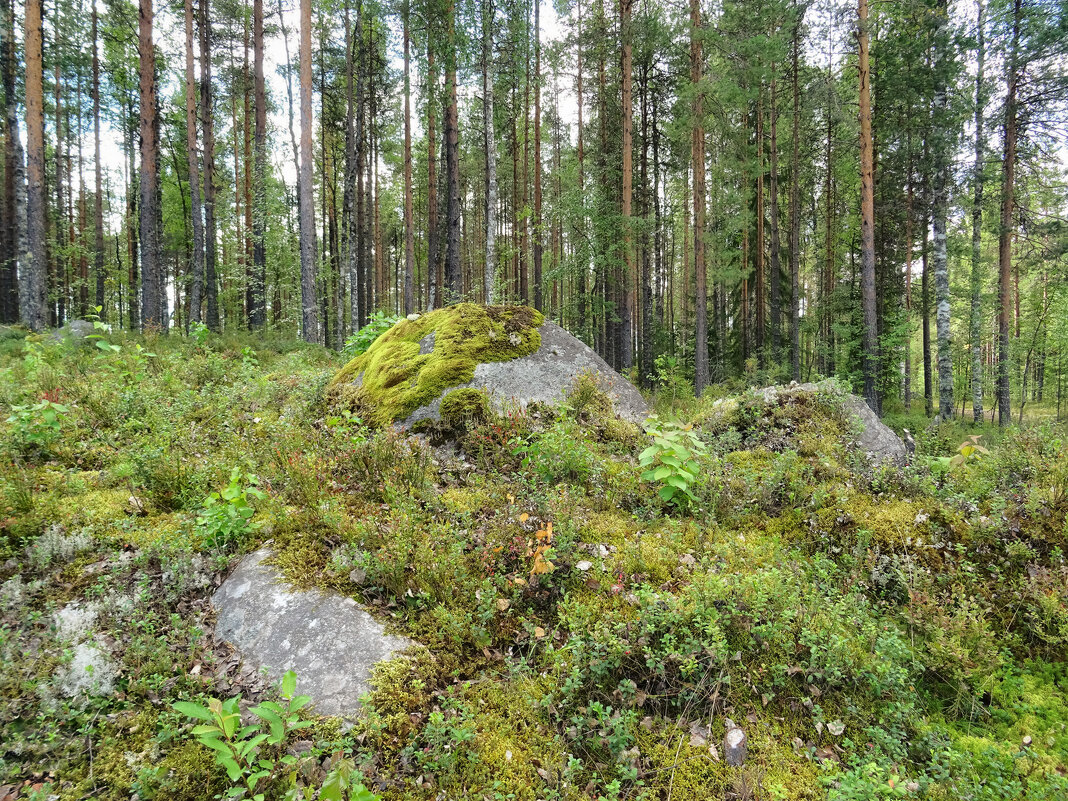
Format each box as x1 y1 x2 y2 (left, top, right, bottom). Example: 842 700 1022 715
932 0 954 420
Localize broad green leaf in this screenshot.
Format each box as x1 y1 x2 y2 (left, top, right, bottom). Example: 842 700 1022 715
173 701 214 721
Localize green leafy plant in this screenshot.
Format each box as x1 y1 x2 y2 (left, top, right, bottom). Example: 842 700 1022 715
6 399 69 454
173 671 379 801
639 415 707 507
195 467 265 550
342 311 400 360
190 321 211 346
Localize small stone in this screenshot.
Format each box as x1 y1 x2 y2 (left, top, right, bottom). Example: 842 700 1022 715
1022 735 1033 747
576 560 593 572
348 568 367 585
827 719 845 736
496 598 511 611
724 721 747 767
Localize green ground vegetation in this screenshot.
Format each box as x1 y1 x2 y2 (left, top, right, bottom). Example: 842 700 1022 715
0 324 1066 800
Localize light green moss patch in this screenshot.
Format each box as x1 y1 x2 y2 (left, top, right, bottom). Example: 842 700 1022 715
329 304 544 427
440 387 491 429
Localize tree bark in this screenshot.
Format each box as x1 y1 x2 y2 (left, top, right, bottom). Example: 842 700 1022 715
139 0 161 329
997 0 1020 426
1 0 22 323
403 5 415 313
691 0 707 394
23 0 46 331
426 43 439 310
184 0 205 324
200 0 219 330
932 0 953 419
250 0 267 327
444 24 461 303
92 7 105 317
619 0 633 369
769 76 782 366
970 0 986 422
755 92 765 361
789 7 801 382
858 0 878 412
298 0 318 342
532 0 542 310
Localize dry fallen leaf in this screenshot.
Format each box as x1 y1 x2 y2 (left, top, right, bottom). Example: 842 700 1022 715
496 598 511 611
534 626 546 639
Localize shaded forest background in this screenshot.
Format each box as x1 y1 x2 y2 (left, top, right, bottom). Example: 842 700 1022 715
2 0 1067 422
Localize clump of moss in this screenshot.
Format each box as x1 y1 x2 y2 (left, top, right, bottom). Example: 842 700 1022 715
329 303 544 427
440 387 491 430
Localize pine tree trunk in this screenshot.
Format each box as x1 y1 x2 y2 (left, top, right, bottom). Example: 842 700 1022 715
91 8 105 318
619 0 633 369
200 0 219 330
691 0 707 394
858 0 878 413
769 76 782 366
532 0 542 311
789 9 801 382
403 6 415 313
23 0 46 331
755 93 765 361
445 10 461 303
184 0 204 324
250 0 267 327
426 44 438 310
970 0 986 422
298 0 318 342
482 0 497 305
1 0 21 323
344 0 357 329
139 0 160 329
997 0 1020 426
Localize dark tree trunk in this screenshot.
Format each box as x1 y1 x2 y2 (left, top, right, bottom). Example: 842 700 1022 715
200 0 219 330
997 0 1020 426
298 0 318 342
139 0 161 329
859 0 878 412
691 0 707 394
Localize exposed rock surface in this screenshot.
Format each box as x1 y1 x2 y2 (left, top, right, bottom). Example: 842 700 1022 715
212 549 412 718
724 719 748 767
404 321 649 427
756 381 907 467
331 304 649 428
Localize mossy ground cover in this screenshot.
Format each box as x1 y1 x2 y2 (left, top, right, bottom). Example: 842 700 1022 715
0 327 1066 800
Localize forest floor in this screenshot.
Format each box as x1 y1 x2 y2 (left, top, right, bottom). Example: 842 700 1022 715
0 327 1067 801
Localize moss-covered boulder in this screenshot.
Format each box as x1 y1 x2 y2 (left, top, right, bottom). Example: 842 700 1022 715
329 303 649 428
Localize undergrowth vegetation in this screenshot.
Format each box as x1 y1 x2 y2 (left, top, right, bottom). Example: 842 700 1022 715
0 324 1066 800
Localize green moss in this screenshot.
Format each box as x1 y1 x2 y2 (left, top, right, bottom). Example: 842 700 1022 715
439 388 491 429
329 303 544 427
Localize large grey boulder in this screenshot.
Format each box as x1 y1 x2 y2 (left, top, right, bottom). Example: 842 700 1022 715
405 321 649 427
756 381 907 467
212 549 412 717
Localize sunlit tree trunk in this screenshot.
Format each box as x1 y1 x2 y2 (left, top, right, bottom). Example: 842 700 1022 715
298 0 318 342
858 0 878 412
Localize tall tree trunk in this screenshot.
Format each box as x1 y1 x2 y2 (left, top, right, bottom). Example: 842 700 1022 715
639 62 652 388
200 0 219 330
344 0 357 329
933 0 953 419
2 0 22 323
904 125 914 407
242 19 254 326
184 0 205 324
298 0 318 342
23 0 46 330
755 93 765 361
691 0 707 394
92 7 105 317
769 76 782 366
139 0 160 329
532 0 542 310
970 0 986 422
403 4 415 313
54 53 64 326
125 97 139 331
789 7 801 382
482 0 497 304
250 0 267 327
858 0 878 412
576 0 587 339
443 1 461 303
997 0 1020 426
426 43 439 309
619 0 633 369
